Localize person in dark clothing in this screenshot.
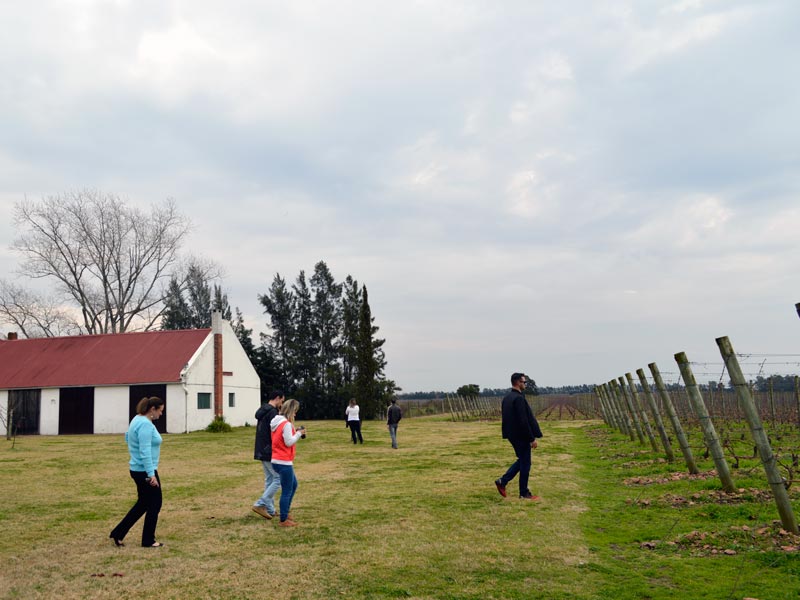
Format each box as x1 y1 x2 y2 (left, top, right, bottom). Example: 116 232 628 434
495 373 543 500
387 398 402 448
252 390 284 519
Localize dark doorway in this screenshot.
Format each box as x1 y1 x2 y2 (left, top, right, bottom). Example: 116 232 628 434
129 385 167 434
8 389 41 435
59 387 94 434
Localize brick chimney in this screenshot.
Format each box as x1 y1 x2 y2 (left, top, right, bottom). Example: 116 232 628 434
212 311 223 418
7 332 17 340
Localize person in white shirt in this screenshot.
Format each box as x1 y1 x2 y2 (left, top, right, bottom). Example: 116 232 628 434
345 398 363 444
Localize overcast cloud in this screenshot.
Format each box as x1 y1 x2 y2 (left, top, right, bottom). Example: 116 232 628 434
1 1 799 392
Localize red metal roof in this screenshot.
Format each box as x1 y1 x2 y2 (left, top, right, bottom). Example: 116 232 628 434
0 329 211 389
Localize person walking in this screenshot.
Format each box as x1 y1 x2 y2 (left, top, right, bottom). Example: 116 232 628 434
109 396 166 547
270 399 306 527
387 398 402 449
345 398 363 444
252 390 284 519
495 373 543 501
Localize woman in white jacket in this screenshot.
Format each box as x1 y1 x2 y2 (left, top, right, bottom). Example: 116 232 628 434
345 398 363 444
270 399 305 527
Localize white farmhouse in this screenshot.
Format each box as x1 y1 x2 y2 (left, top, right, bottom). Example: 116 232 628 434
0 312 260 435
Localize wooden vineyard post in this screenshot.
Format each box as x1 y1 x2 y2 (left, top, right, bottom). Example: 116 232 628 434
598 385 619 430
675 352 735 492
446 394 458 422
716 336 799 534
649 362 698 474
636 369 675 462
608 381 635 440
616 377 646 445
594 387 609 427
605 383 627 433
795 376 800 429
458 395 469 420
768 377 776 426
625 373 660 452
610 379 637 442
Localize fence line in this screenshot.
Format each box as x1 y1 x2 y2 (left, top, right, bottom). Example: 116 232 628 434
598 334 799 534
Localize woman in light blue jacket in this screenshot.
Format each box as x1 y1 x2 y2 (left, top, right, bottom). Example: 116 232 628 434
109 396 165 547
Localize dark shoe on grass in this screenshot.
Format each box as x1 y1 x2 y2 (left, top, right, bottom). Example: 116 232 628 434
495 479 507 498
520 494 540 501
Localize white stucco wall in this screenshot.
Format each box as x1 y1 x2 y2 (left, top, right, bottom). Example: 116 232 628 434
0 388 59 435
0 390 6 436
162 382 187 434
181 320 261 431
93 387 131 434
39 388 60 435
1 318 260 435
219 320 261 427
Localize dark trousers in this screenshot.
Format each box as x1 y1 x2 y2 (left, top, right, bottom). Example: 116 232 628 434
500 440 532 497
348 420 363 444
110 470 162 546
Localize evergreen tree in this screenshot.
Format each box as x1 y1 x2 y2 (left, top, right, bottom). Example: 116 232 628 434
291 271 320 414
232 307 254 358
310 261 343 411
161 276 192 330
186 265 212 328
355 286 383 417
212 285 232 321
340 275 361 386
258 274 295 392
258 265 396 419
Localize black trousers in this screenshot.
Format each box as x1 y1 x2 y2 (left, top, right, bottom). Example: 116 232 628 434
110 470 162 546
348 420 363 443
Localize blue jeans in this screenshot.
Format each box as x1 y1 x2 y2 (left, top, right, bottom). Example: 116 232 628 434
500 440 532 497
272 463 298 522
388 424 398 448
255 460 281 514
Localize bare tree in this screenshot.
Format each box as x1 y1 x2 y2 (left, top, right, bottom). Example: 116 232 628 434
8 190 193 334
0 280 81 337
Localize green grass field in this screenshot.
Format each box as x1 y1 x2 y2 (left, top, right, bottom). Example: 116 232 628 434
1 416 798 599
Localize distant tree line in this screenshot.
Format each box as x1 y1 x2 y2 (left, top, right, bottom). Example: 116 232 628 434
749 375 798 392
401 378 541 399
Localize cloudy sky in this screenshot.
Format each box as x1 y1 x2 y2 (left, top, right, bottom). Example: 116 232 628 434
1 1 799 392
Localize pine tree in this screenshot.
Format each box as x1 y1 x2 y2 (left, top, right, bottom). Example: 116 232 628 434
292 271 319 414
310 261 342 409
232 307 254 358
354 285 381 417
340 275 361 386
258 274 295 392
212 285 232 321
161 276 192 330
186 265 211 328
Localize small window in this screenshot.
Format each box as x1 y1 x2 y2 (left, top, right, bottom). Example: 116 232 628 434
197 392 211 410
228 392 236 408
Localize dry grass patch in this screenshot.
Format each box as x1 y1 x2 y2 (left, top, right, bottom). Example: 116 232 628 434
1 417 597 600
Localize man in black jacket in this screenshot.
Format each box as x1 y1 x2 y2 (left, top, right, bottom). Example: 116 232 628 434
495 373 543 501
387 397 402 449
252 390 284 519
